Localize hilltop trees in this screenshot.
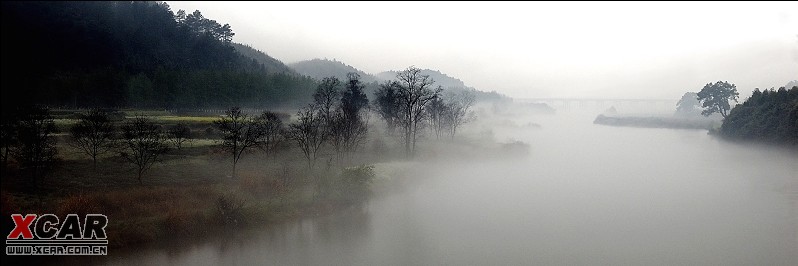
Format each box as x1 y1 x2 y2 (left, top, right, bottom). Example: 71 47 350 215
697 81 739 118
175 10 234 43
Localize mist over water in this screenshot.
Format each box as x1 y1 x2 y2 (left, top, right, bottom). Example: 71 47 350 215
105 112 797 266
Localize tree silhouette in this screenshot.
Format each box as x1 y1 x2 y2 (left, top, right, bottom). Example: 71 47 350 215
375 66 441 157
119 116 169 184
70 109 115 171
12 106 57 190
697 81 739 118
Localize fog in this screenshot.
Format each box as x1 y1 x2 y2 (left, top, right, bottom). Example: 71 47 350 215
89 106 798 266
165 1 798 99
4 2 797 265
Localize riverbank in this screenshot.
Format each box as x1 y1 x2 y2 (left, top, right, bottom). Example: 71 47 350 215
593 114 720 130
1 109 527 255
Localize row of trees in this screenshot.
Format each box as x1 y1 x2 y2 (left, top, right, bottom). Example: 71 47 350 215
676 80 797 145
719 86 798 144
1 67 478 187
208 67 476 179
374 66 475 156
215 73 371 177
1 107 185 186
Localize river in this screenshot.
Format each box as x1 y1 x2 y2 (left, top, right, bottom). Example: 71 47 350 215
87 113 798 265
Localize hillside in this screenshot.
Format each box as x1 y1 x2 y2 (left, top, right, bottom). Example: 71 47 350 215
231 43 296 75
0 1 317 110
289 59 379 83
288 59 510 102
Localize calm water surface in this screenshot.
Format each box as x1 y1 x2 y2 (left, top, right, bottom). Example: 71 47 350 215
81 114 798 265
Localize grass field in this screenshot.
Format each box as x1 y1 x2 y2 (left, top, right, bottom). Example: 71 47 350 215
1 109 399 248
2 108 515 249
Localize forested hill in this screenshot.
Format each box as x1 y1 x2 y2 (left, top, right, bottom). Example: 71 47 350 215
231 43 296 75
1 1 317 111
377 68 509 102
289 59 379 83
289 60 510 102
720 86 798 145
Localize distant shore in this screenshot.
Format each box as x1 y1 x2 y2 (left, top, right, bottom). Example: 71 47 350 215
593 114 720 130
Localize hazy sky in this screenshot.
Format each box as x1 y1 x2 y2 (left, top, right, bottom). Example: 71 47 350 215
166 1 798 99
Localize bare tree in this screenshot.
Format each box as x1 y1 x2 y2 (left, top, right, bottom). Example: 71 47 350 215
255 111 284 154
69 109 115 171
287 105 326 169
119 116 169 184
12 106 57 189
214 107 268 179
167 123 192 150
313 76 342 126
426 96 449 139
446 90 476 138
376 66 441 157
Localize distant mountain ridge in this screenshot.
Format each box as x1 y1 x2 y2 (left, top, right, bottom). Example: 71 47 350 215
785 80 798 89
288 59 510 102
288 59 379 83
231 43 296 75
375 69 467 89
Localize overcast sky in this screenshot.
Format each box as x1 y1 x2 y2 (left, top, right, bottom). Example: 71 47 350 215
166 1 798 100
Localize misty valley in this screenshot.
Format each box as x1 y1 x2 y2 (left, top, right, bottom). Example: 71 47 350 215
86 111 797 266
2 1 797 266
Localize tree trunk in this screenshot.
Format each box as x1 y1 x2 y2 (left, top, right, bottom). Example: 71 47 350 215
405 127 411 158
232 161 237 179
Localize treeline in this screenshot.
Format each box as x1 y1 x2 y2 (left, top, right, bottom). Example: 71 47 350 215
719 86 798 144
1 1 317 111
1 67 476 188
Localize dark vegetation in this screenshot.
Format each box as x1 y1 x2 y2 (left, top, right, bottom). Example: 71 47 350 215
719 86 798 144
0 1 496 252
290 59 511 103
1 1 318 111
2 66 482 251
594 80 797 146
